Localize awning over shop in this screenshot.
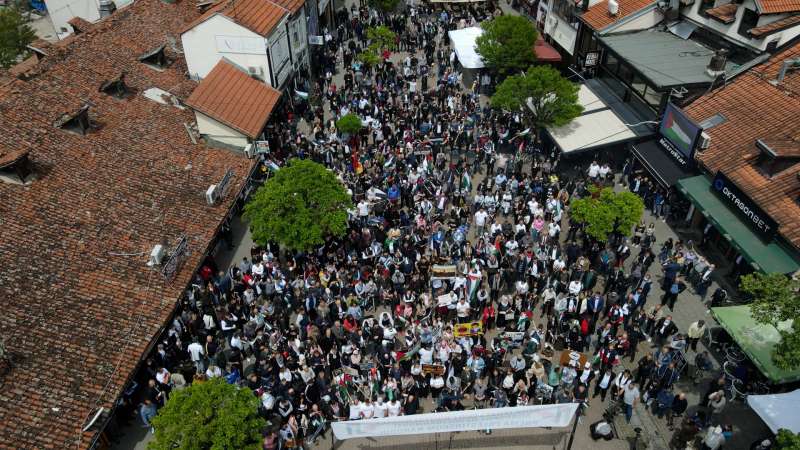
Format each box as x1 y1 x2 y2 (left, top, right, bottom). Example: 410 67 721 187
546 84 637 154
448 28 485 69
631 138 694 188
747 389 800 434
711 306 800 384
534 36 562 63
677 175 800 274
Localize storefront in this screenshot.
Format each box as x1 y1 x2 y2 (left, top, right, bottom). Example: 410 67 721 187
677 173 800 274
631 103 700 188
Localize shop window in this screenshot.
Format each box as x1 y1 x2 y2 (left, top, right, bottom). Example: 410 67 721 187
738 9 759 38
631 73 648 98
617 62 635 85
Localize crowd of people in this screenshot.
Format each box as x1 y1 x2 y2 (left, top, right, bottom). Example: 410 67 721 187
123 4 749 450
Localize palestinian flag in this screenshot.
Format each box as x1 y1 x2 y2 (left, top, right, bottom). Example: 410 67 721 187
461 170 472 193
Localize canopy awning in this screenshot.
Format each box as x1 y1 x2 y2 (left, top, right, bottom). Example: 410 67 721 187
676 175 800 274
711 306 800 384
534 36 561 63
546 84 636 154
448 28 485 69
747 389 800 434
631 138 695 188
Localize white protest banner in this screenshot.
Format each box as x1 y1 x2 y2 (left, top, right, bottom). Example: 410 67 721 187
331 403 578 440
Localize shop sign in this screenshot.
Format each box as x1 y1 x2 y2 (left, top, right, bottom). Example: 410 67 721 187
584 51 600 67
658 103 701 167
712 171 779 241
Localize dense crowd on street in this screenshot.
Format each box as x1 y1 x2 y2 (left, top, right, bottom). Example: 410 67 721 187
128 4 748 450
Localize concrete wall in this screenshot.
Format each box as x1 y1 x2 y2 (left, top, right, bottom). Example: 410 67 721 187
181 14 273 84
611 9 664 33
267 17 293 88
681 0 800 52
195 111 250 149
288 10 309 69
45 0 133 39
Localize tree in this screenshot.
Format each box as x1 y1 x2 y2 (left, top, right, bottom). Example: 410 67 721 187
369 0 400 12
0 6 36 69
741 272 800 370
244 159 352 252
777 429 800 449
491 66 583 140
569 187 645 242
356 26 396 68
148 378 266 450
336 113 363 135
475 15 537 77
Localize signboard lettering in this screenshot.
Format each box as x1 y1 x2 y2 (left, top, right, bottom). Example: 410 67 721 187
422 364 446 375
712 172 778 241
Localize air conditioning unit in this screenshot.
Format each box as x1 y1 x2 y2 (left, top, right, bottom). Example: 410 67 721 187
244 143 255 159
608 0 619 15
697 132 711 151
205 184 218 205
148 244 166 266
247 66 263 79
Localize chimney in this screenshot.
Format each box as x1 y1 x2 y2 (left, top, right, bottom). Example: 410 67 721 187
608 0 619 15
706 49 727 78
775 58 800 85
98 0 116 17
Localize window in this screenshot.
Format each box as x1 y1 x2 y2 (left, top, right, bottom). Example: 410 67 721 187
617 62 635 85
604 53 620 76
552 0 580 27
54 104 91 135
699 113 726 129
139 44 170 70
738 9 759 38
99 72 129 99
643 87 664 110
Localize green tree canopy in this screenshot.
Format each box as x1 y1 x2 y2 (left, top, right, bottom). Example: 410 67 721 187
491 66 583 137
357 26 396 67
148 378 266 450
777 429 800 449
369 0 400 12
0 6 36 69
475 15 537 77
741 272 800 370
336 113 363 135
244 159 352 252
569 187 644 242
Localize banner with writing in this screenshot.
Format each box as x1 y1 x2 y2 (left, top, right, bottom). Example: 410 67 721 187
454 321 484 337
332 403 578 439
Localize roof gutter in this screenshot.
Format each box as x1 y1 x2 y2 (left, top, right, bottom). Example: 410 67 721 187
599 3 659 35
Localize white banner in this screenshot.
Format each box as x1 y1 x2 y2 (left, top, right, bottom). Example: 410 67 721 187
331 403 578 440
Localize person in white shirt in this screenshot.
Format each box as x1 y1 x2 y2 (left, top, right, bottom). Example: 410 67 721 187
588 161 601 179
568 280 583 295
187 340 205 373
516 279 529 296
474 208 489 234
348 399 362 420
419 346 434 365
360 399 375 419
374 397 389 418
490 221 503 236
357 200 370 224
599 163 611 180
205 365 222 378
456 298 471 322
387 398 402 416
505 238 519 256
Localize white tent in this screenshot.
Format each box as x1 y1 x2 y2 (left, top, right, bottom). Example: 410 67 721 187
747 389 800 434
448 28 485 69
545 84 636 154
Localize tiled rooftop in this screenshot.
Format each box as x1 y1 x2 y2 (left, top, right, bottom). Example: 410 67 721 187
581 0 655 31
0 0 252 448
685 41 800 249
181 0 288 37
185 59 282 139
706 3 738 24
755 0 800 14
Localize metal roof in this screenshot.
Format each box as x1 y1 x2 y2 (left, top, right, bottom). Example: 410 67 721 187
600 30 734 89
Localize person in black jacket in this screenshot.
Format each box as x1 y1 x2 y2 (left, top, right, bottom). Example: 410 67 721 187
668 392 688 430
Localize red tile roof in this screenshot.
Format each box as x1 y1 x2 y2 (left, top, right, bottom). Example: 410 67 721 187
270 0 304 14
181 0 288 36
706 3 739 23
581 0 655 31
0 0 252 448
186 59 282 138
685 41 800 249
756 0 800 13
748 13 800 37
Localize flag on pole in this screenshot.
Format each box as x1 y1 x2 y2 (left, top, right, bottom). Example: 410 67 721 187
461 170 472 193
